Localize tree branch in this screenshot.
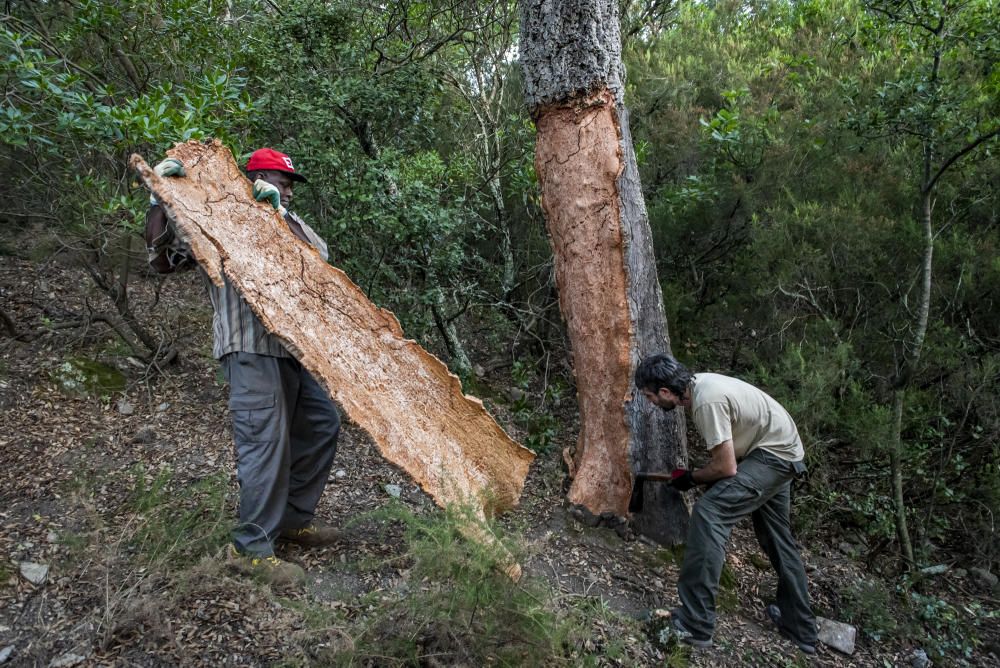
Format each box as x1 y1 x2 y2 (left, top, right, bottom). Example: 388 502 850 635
925 127 1000 193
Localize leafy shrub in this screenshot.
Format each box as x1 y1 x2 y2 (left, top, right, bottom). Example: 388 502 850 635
839 579 903 642
910 592 987 663
509 359 565 453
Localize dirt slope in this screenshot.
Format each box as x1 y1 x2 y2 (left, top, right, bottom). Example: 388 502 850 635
1 255 992 666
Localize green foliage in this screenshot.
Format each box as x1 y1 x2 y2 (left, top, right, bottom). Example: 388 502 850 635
56 463 231 601
628 0 1000 571
123 466 231 568
838 566 998 662
908 591 983 662
839 579 903 641
239 0 534 358
510 359 564 453
0 3 255 228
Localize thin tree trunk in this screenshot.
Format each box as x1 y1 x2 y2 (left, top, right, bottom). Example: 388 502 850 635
520 0 687 543
889 389 915 566
886 25 938 561
489 175 516 298
431 294 472 374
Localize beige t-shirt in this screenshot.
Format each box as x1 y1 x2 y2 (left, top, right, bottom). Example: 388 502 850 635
689 373 804 462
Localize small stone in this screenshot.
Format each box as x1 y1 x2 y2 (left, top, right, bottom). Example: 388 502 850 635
816 616 857 655
920 564 949 576
116 400 134 416
384 484 402 499
47 531 58 543
954 568 967 578
49 653 87 667
0 646 13 664
19 562 49 585
911 648 931 668
969 567 998 591
334 469 347 479
132 426 156 444
473 364 485 378
508 387 526 402
838 542 859 558
156 402 170 412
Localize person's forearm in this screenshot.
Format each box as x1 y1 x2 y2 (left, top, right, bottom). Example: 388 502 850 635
693 441 739 483
692 462 734 484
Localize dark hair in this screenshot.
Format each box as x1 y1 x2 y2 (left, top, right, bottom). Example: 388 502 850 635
634 354 693 396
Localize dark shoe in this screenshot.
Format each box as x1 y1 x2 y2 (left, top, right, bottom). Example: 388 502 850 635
278 521 341 548
669 609 713 649
767 604 817 655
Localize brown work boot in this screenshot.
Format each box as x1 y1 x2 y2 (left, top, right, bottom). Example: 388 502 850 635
278 521 341 548
226 545 306 587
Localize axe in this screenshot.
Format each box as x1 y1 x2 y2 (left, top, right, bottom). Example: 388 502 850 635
628 471 678 513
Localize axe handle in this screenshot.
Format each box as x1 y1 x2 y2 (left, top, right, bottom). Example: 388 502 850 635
635 471 675 483
629 471 675 513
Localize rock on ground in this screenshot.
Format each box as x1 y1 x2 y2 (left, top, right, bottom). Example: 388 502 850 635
817 616 857 655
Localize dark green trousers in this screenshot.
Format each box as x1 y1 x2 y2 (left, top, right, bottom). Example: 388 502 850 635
676 449 817 645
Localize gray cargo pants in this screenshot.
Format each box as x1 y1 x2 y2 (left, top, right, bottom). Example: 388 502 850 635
675 449 817 645
222 352 340 556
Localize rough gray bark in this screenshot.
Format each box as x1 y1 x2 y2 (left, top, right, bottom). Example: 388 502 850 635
521 0 624 109
617 106 689 542
521 0 688 544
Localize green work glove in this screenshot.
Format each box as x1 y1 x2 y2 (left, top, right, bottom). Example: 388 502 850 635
153 157 185 178
149 158 185 206
252 178 287 217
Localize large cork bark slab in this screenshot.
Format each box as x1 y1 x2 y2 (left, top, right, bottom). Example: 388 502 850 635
131 141 535 519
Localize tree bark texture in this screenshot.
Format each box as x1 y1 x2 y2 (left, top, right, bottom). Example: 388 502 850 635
131 141 535 521
521 0 688 543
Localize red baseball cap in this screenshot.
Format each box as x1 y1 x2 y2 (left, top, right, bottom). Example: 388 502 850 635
245 148 307 183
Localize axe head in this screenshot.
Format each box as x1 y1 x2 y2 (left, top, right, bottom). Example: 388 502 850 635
628 476 645 513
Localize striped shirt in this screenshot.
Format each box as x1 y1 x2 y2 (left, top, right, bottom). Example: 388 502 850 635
150 209 329 360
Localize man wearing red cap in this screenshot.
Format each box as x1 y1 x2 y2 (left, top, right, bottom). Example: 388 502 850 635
144 148 340 587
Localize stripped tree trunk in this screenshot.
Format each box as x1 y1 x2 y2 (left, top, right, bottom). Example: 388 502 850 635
520 0 688 543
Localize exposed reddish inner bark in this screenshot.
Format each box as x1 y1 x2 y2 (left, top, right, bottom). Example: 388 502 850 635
534 89 632 516
131 141 535 520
